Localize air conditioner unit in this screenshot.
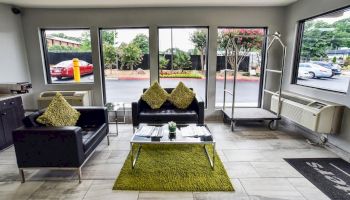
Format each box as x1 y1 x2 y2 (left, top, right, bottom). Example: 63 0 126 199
270 91 343 134
38 91 92 110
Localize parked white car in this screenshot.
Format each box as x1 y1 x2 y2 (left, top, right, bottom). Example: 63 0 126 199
299 63 333 79
297 67 312 79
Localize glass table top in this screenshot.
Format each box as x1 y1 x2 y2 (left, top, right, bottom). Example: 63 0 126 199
131 124 214 144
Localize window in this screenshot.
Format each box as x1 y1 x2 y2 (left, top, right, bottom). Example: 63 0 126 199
158 27 208 104
215 28 266 108
100 28 150 104
293 6 350 93
41 29 94 84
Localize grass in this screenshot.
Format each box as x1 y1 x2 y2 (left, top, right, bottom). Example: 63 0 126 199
113 144 234 191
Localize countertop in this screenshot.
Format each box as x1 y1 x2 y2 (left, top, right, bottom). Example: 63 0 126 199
0 94 23 101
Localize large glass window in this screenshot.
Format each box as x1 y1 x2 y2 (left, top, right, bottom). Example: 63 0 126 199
215 28 266 108
158 27 208 104
294 7 350 93
41 29 94 84
100 28 150 104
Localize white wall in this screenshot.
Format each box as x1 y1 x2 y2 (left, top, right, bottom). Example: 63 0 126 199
20 7 286 117
284 0 350 152
0 4 30 83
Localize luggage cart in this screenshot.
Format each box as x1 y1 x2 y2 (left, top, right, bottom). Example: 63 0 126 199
221 32 287 131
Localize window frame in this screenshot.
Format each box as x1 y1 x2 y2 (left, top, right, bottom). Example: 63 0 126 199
216 26 268 108
157 26 210 108
98 27 151 105
40 28 94 85
292 5 350 93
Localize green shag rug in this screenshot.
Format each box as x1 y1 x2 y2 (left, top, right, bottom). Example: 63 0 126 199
113 144 234 191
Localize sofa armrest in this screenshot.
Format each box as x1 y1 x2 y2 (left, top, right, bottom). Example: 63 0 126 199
75 107 108 128
12 126 85 168
132 101 140 127
194 96 205 124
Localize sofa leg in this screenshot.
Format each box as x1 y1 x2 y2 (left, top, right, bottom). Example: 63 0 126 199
77 168 82 183
19 169 25 183
107 135 110 146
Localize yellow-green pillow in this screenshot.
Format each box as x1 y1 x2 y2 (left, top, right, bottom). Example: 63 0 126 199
36 92 80 126
168 82 195 109
141 81 169 109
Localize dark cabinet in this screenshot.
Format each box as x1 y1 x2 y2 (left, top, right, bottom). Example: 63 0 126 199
0 96 24 150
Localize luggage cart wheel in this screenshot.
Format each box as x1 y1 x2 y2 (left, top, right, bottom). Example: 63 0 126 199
231 121 235 132
268 120 278 130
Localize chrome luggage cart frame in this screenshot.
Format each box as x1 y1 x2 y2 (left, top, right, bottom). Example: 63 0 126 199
221 32 287 131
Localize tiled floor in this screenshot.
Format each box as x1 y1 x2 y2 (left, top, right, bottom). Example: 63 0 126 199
0 122 338 200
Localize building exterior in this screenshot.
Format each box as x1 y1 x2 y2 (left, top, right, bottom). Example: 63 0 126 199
46 35 81 48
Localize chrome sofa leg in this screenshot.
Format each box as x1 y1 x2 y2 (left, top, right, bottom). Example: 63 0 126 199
107 135 110 146
19 169 25 183
77 168 82 183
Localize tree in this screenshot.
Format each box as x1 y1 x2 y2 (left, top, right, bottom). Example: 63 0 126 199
218 29 263 70
132 34 149 54
190 30 207 70
80 32 92 52
159 55 169 71
119 43 143 70
173 49 192 71
103 44 117 71
102 30 116 45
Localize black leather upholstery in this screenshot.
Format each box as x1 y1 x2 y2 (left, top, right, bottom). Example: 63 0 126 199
12 107 109 168
132 88 204 126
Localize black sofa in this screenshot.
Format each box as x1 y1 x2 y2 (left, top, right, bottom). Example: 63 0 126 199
12 107 109 183
132 88 204 127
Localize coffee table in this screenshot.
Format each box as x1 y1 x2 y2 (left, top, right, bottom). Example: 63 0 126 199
130 124 215 170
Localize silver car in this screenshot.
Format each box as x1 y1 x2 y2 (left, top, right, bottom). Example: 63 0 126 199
299 63 333 79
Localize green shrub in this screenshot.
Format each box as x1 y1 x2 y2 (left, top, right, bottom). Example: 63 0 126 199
242 72 250 76
160 73 203 79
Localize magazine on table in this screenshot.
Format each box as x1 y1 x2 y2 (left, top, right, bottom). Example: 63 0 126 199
181 125 211 137
135 125 164 137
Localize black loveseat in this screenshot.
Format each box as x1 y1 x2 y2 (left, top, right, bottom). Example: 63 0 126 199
12 107 109 183
132 88 204 127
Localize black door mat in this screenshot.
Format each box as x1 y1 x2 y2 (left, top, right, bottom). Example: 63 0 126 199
285 158 350 200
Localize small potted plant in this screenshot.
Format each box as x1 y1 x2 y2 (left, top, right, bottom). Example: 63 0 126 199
105 102 114 111
168 121 177 138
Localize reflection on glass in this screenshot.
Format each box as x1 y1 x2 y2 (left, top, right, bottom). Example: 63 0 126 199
100 28 150 104
158 27 208 104
43 29 93 84
215 28 265 108
296 7 350 93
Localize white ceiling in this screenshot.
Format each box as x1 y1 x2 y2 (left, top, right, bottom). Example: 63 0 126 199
0 0 299 8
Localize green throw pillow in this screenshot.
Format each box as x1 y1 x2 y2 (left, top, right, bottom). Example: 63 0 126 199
141 81 169 109
168 82 195 109
36 92 80 126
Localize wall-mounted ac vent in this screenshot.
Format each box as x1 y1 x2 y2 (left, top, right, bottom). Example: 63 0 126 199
270 91 343 134
37 91 92 110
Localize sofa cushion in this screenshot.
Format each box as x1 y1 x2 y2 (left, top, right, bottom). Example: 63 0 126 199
138 109 198 124
168 82 195 109
36 92 81 126
141 82 169 109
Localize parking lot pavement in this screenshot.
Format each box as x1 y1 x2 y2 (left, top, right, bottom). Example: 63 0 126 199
51 74 94 83
105 78 261 105
297 75 349 93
